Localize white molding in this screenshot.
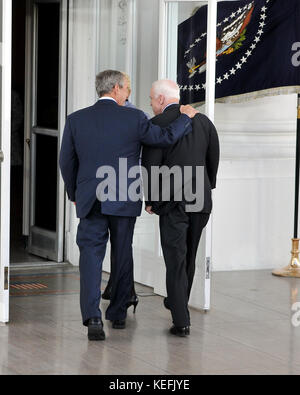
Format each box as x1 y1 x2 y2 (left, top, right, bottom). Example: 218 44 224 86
217 157 294 180
216 120 297 134
219 129 296 159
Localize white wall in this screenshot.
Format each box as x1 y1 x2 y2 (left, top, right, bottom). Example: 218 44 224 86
211 94 296 271
135 0 160 114
65 0 99 267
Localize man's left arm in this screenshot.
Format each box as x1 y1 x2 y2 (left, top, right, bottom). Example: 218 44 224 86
138 105 198 148
205 117 220 189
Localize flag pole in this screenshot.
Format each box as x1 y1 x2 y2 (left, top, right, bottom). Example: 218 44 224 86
273 94 300 277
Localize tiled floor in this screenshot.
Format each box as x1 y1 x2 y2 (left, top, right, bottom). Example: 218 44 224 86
0 266 300 375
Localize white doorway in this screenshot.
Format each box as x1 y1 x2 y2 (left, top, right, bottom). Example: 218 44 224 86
10 0 68 267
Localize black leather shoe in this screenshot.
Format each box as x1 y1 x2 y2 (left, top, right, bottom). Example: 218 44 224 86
111 319 126 329
169 325 190 337
163 297 170 310
88 318 105 341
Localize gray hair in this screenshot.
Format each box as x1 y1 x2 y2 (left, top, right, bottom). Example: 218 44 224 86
95 70 125 97
152 79 180 101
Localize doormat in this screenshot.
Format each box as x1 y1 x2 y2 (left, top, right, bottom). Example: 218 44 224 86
10 271 108 297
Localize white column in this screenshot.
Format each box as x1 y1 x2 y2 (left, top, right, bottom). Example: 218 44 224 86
203 0 217 311
0 0 12 323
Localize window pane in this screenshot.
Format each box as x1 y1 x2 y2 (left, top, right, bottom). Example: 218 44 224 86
34 134 57 231
36 3 60 129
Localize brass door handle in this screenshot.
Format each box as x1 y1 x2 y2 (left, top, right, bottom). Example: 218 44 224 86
0 150 4 163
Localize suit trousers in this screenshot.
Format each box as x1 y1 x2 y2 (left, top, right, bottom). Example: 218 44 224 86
104 248 136 296
159 204 210 327
76 201 136 326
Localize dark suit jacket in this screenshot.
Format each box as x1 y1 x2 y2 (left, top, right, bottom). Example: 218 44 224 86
142 104 220 215
59 99 192 218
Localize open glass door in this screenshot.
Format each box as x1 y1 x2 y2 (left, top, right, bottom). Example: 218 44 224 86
24 0 67 262
0 0 12 323
159 0 217 310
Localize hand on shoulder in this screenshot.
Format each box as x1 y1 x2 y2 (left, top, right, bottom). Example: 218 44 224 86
180 105 199 119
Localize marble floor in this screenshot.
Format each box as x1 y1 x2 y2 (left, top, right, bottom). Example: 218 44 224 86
0 266 300 375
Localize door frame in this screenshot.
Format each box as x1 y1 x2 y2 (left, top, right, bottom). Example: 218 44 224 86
0 0 12 323
158 0 217 311
23 0 68 262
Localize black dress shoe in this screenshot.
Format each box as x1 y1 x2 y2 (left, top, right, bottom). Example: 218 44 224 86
163 297 170 310
88 318 105 341
169 325 190 337
111 319 126 329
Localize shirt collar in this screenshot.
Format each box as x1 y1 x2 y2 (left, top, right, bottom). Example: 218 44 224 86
99 97 117 104
162 102 179 113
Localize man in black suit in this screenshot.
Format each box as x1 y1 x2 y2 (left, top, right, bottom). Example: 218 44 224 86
142 80 220 337
59 71 198 341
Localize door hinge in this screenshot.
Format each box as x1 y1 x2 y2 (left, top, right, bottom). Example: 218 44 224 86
4 267 9 290
206 257 211 280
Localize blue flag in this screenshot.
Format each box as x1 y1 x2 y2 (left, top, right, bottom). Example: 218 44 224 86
177 0 300 104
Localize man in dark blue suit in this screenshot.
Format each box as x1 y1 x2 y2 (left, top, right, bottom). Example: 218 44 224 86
59 70 198 340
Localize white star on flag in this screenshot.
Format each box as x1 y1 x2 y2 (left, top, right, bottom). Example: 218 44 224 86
217 77 222 84
230 68 236 75
254 36 260 43
258 29 264 35
195 38 201 43
223 73 229 80
224 17 229 23
260 21 265 28
261 6 267 12
202 83 206 89
189 85 194 91
183 86 188 91
236 62 242 69
241 56 247 63
246 50 252 57
237 7 242 14
230 12 236 19
195 85 201 90
250 43 256 50
260 14 266 20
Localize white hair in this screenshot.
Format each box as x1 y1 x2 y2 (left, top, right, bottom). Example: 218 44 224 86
152 79 180 100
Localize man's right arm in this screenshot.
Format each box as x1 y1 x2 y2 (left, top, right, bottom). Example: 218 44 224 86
59 117 79 202
204 116 220 189
138 105 198 148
